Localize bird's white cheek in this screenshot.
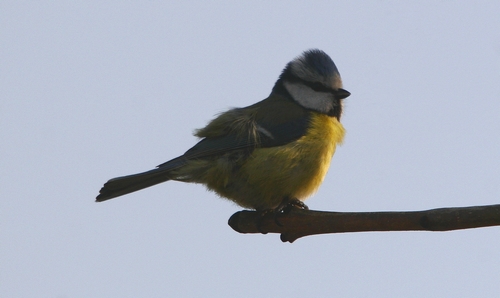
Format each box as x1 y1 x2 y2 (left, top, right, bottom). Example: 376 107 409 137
284 82 333 114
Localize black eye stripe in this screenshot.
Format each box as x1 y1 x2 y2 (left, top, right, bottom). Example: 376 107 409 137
303 81 333 93
287 75 336 94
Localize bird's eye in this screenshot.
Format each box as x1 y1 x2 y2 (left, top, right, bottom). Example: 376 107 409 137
306 81 332 93
289 74 334 93
310 82 324 91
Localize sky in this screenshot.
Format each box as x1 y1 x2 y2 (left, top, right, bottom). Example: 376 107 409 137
2 1 500 297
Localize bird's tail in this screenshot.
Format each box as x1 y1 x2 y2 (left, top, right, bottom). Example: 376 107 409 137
96 167 173 202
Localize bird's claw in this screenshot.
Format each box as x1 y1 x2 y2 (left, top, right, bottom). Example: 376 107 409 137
256 198 308 233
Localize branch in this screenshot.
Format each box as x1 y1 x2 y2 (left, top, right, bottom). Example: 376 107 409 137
228 204 500 243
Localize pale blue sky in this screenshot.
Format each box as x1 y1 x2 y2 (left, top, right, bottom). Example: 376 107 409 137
2 1 500 297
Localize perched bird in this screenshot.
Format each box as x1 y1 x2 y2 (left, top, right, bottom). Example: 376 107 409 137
96 49 350 212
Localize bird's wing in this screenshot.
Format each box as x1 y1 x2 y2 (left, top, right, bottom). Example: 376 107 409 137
157 95 311 170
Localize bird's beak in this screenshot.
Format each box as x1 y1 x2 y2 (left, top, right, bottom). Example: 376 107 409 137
335 88 351 100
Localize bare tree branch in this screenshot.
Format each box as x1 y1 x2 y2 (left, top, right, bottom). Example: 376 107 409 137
228 204 500 243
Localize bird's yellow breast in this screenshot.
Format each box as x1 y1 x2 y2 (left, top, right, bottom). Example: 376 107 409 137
237 114 345 209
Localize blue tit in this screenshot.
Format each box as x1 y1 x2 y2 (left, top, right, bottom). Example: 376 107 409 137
96 49 350 211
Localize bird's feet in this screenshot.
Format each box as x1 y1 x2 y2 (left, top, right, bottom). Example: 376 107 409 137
256 197 308 233
275 197 309 215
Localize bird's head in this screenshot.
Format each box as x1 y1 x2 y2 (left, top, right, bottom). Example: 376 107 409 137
275 49 350 118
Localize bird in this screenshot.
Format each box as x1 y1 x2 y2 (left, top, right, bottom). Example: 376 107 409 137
96 49 350 212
